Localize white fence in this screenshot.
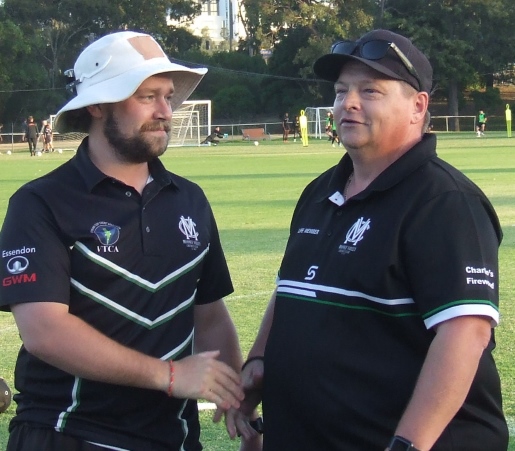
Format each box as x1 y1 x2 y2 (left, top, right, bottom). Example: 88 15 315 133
431 115 476 132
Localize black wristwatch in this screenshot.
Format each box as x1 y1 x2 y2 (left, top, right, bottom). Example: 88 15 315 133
388 435 421 451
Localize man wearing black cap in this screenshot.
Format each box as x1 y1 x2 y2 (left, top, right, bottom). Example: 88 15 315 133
231 29 508 451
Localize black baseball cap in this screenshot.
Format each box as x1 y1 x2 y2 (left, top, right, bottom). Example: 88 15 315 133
313 29 433 94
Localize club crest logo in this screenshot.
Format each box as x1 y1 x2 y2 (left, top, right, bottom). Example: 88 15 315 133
91 222 121 253
345 217 371 245
338 217 371 254
179 216 201 250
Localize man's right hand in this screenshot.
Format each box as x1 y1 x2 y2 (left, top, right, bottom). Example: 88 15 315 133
172 350 244 411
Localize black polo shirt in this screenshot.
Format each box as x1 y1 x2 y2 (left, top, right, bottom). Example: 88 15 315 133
0 138 233 451
263 134 508 450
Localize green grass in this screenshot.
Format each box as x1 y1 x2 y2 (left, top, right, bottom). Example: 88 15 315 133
1 132 514 449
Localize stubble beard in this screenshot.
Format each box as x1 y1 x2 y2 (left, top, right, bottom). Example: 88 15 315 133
104 110 171 164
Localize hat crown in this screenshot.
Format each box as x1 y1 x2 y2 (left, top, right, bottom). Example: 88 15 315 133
358 29 432 85
74 32 168 93
55 30 207 133
313 29 433 94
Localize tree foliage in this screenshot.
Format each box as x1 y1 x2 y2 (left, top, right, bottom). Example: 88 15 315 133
2 0 515 125
238 0 377 111
382 0 515 126
240 0 376 55
177 49 268 119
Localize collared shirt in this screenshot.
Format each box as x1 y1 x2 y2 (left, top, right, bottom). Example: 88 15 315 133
0 138 233 450
263 133 507 451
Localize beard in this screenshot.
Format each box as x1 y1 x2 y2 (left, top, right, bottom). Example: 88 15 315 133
103 109 171 164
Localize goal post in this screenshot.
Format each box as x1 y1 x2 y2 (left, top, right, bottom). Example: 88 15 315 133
305 106 333 138
430 115 476 132
169 100 211 147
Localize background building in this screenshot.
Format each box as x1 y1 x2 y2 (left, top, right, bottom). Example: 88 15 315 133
184 0 246 52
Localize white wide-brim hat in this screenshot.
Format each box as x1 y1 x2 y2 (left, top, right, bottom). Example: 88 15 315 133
55 31 207 133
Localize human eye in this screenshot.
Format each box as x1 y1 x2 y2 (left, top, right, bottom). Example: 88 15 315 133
136 92 155 103
334 84 348 98
362 83 384 97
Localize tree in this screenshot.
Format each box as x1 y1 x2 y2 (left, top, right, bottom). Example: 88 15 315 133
240 0 375 53
0 10 50 123
0 0 203 123
4 0 202 78
177 48 268 120
264 27 315 115
212 85 256 120
382 0 515 130
238 0 376 114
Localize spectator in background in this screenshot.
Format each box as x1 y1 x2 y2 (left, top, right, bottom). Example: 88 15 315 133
42 120 54 152
0 123 3 143
477 110 487 137
325 111 334 140
201 126 224 145
282 112 290 142
291 115 300 142
331 113 340 147
21 119 27 142
25 116 39 156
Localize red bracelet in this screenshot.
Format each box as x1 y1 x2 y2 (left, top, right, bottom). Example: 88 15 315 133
167 360 174 397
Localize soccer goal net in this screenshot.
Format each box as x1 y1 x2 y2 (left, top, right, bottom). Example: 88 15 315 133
305 106 333 138
169 100 211 147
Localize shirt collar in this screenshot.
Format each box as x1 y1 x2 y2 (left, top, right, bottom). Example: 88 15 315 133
320 133 438 203
71 137 177 192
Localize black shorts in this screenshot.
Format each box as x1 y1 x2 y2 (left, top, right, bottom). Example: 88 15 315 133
7 422 106 451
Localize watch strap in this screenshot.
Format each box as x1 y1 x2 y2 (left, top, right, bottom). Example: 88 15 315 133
388 435 421 451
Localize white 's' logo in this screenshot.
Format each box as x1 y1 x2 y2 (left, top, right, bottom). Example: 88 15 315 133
344 217 371 246
179 216 199 240
304 265 318 281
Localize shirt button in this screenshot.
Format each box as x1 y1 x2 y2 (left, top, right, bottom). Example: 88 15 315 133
126 191 132 197
336 210 343 216
327 231 332 236
146 226 150 233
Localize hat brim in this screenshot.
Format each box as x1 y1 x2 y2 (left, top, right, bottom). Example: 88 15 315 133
313 53 407 84
55 61 207 133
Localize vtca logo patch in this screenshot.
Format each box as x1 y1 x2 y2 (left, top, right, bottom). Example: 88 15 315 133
91 222 121 253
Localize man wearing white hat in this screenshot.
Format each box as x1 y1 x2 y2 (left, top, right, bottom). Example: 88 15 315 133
0 31 247 450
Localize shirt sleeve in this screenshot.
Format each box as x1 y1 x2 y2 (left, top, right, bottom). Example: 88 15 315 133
194 205 233 304
403 190 501 329
0 187 71 310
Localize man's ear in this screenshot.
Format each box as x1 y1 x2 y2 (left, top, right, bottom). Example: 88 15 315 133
412 92 429 125
86 104 103 119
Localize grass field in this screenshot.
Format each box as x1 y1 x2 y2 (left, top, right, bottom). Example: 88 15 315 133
0 132 514 450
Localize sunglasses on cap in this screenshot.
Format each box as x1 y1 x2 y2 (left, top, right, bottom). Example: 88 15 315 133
331 39 422 91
